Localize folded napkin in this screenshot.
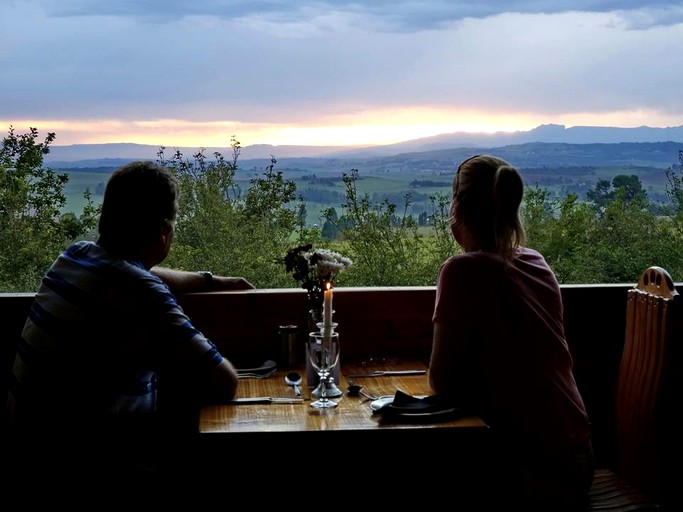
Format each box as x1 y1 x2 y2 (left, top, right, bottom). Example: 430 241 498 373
372 390 461 421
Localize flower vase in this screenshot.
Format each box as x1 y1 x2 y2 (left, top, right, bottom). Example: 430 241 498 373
306 309 342 398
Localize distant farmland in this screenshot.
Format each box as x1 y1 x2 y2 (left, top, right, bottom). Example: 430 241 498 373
60 161 675 225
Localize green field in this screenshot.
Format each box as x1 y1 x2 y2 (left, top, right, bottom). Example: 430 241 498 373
61 164 673 225
62 170 109 214
61 167 454 225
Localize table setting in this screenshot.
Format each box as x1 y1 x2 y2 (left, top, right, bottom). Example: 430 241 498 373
367 389 463 421
226 354 468 425
203 243 482 428
201 355 487 432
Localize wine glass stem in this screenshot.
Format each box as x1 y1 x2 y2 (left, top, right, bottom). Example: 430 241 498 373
319 370 329 399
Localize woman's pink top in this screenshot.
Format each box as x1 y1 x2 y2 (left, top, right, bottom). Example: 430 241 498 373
430 246 591 459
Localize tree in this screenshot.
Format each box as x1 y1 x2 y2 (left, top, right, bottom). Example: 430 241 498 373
584 187 666 283
321 207 339 239
662 150 683 270
3 129 683 291
523 186 595 282
612 175 647 204
586 175 647 216
323 169 442 286
427 191 457 264
585 179 613 212
665 150 683 217
158 139 302 288
0 127 99 292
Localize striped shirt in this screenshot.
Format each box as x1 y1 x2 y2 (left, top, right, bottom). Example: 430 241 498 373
7 240 224 430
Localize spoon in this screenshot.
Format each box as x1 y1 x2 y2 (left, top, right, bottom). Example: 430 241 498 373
285 371 302 396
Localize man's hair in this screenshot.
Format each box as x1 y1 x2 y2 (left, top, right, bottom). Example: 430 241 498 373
98 161 178 256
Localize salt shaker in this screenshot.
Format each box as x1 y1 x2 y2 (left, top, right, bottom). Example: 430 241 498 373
278 324 300 368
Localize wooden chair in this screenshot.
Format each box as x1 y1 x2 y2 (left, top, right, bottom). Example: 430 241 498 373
586 266 680 511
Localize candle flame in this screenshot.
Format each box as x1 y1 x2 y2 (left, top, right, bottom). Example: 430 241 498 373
325 281 332 290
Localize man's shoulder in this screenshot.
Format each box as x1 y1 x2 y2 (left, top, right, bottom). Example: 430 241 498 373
63 239 95 255
55 241 164 293
62 240 109 265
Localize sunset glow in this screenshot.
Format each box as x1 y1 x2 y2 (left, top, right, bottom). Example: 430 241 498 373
4 2 683 150
4 106 681 149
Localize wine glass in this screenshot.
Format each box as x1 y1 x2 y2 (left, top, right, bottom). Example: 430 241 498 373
307 330 340 408
310 319 342 399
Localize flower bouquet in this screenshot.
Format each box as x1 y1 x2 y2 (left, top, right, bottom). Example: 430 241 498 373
283 243 353 313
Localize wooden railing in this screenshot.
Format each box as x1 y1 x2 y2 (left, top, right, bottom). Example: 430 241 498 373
3 283 681 467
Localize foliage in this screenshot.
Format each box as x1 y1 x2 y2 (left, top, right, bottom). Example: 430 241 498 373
664 150 683 237
524 180 683 283
584 188 669 282
585 174 648 215
157 138 302 288
2 128 683 293
0 127 99 292
427 191 458 262
665 151 683 213
317 169 443 286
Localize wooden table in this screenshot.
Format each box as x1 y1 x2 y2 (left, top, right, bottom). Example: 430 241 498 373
194 360 491 500
199 359 487 433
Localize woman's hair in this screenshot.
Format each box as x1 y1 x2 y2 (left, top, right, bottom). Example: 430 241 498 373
98 161 179 256
450 154 526 258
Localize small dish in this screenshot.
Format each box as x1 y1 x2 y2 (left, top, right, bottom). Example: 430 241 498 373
236 359 277 374
369 396 397 411
370 391 461 420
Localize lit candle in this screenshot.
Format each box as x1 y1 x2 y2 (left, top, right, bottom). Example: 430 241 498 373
323 280 333 327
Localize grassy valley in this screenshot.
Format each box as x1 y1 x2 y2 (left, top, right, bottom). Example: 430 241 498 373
56 141 682 224
60 162 676 226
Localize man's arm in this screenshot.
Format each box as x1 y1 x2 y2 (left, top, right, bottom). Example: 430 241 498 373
151 267 255 293
208 358 239 402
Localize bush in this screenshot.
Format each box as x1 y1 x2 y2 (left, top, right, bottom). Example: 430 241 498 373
0 127 98 292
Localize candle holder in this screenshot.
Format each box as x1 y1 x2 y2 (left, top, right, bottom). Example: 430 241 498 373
307 319 342 398
307 327 340 408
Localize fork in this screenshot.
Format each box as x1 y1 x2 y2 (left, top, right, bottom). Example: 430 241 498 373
359 388 379 401
347 380 380 401
237 368 277 379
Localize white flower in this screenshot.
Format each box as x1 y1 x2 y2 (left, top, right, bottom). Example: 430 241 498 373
284 243 352 309
309 249 353 280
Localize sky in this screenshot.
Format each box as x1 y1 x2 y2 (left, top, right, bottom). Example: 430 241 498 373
2 0 683 148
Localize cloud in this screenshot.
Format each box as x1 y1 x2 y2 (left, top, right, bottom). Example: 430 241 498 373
23 0 683 30
2 1 683 146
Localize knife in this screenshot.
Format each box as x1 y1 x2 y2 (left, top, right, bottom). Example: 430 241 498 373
345 370 426 378
228 397 305 404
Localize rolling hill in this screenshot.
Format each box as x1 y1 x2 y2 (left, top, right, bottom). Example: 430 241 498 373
43 123 683 169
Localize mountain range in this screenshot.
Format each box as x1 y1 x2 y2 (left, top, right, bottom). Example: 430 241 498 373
43 123 683 169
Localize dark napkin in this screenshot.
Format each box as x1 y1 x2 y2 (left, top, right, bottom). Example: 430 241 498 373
373 390 461 420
